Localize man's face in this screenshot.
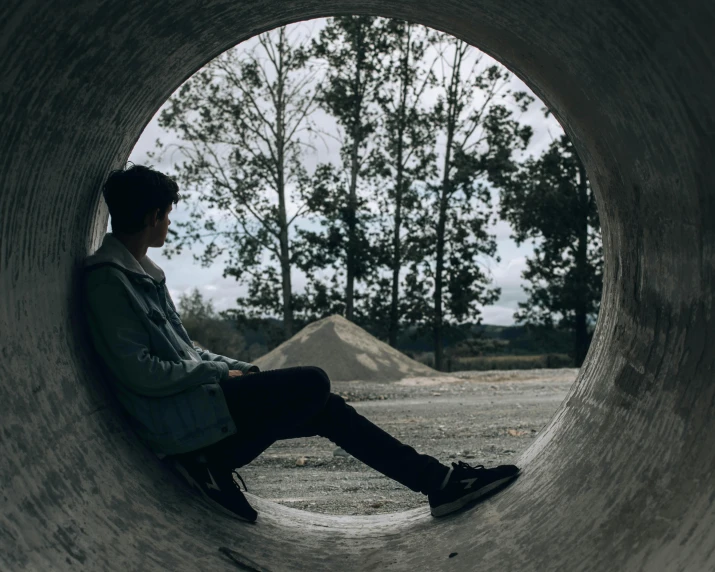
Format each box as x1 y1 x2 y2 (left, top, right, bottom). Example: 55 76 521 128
150 204 172 247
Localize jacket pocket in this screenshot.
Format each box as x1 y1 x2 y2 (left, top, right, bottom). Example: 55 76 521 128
167 310 194 347
147 308 167 326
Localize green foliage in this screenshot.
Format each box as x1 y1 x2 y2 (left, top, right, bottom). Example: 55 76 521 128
498 134 602 365
292 16 391 323
400 35 534 370
396 321 572 354
293 163 379 290
409 350 573 371
448 336 511 357
177 288 247 359
311 16 388 145
451 353 574 371
357 21 438 344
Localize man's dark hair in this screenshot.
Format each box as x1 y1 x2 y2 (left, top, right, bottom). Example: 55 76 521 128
102 163 181 234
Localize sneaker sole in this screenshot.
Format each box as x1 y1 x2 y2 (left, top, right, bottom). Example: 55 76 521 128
173 462 257 523
430 472 520 517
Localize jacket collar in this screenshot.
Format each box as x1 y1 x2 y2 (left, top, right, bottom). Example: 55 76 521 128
84 232 166 284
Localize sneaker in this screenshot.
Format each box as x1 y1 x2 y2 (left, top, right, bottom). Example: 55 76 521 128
172 458 258 523
428 461 520 517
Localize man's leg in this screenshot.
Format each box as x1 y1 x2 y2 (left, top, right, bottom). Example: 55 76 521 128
207 366 450 496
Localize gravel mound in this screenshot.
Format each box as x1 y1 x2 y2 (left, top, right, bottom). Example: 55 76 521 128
253 314 440 382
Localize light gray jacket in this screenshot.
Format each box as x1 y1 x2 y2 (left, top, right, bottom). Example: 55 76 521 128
82 232 258 456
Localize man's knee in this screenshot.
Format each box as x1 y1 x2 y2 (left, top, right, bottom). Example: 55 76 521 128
304 366 331 396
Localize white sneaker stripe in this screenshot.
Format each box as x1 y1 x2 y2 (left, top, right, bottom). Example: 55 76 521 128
206 468 221 491
460 477 478 490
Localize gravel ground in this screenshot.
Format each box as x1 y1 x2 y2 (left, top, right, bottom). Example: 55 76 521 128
235 368 578 516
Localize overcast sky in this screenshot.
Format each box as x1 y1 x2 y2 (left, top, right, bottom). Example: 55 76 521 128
121 18 565 326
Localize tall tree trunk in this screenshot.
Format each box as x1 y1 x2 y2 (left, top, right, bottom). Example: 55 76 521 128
389 152 403 347
434 128 455 372
275 29 293 337
345 26 364 323
388 31 410 348
346 132 359 322
433 46 460 371
574 162 589 366
434 187 449 371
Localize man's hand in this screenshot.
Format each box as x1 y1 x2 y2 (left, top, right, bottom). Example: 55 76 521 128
227 370 244 378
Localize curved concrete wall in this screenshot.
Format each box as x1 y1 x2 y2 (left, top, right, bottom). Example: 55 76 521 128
1 1 713 570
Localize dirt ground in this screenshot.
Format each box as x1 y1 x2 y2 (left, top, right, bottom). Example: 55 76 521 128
235 368 578 516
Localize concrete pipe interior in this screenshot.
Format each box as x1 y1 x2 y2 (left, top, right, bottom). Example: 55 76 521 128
1 1 714 570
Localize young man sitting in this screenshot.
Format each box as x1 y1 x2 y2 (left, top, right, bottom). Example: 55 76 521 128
82 164 520 523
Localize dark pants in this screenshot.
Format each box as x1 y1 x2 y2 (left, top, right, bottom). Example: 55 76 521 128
174 366 449 495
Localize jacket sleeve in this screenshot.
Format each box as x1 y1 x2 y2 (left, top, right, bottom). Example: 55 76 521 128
83 275 230 398
163 286 260 374
192 344 260 374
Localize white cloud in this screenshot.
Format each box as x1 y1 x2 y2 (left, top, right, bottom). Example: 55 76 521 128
480 304 520 325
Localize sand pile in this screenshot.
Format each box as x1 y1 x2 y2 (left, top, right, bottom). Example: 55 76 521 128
252 314 440 382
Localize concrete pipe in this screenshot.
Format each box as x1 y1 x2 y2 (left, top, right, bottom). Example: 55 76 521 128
1 0 713 570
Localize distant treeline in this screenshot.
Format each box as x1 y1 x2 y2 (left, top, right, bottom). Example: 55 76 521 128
194 310 575 366
179 287 580 369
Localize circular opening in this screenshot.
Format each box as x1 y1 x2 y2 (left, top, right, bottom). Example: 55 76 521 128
116 16 602 517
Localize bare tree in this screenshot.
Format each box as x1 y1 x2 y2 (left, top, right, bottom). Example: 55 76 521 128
406 37 534 371
150 25 320 338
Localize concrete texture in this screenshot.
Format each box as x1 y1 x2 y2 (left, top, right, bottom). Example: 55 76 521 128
0 0 713 570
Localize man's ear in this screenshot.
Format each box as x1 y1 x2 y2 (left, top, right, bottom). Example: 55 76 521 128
148 208 160 227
